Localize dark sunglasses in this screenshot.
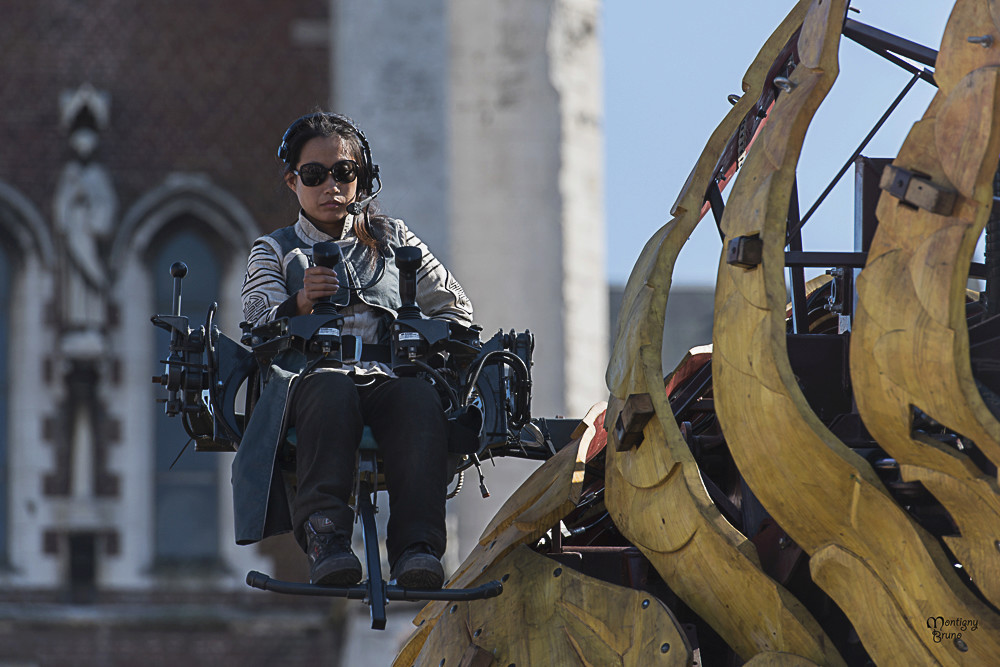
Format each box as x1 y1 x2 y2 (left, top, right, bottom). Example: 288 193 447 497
293 160 359 187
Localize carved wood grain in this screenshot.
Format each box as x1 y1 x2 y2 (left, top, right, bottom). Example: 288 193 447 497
851 0 1000 608
603 1 843 663
712 0 1000 662
404 546 693 667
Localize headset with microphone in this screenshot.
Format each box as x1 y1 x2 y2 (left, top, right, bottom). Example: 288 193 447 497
277 112 382 215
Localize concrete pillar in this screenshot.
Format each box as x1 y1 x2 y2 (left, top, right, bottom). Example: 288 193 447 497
449 0 606 419
330 0 451 258
332 0 605 419
330 3 606 621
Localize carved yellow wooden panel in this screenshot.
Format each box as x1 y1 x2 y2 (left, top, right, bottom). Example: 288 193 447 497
395 403 622 665
391 2 1000 665
851 0 1000 609
712 0 1000 664
400 546 693 667
602 1 843 663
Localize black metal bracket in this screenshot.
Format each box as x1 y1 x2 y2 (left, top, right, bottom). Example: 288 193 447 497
726 234 764 269
879 164 957 216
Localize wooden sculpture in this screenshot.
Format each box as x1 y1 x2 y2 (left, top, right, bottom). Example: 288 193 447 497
396 2 1000 664
711 0 1000 662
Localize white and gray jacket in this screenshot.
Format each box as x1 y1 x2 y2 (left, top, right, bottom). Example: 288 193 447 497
241 212 473 369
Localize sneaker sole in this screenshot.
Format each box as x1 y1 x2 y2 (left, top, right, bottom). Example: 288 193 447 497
312 557 363 586
396 570 444 589
394 555 444 589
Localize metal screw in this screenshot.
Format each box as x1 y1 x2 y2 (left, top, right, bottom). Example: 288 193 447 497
955 637 969 652
994 539 1000 553
642 599 650 608
553 567 562 577
774 76 796 92
660 643 670 653
968 35 994 47
474 629 482 638
450 604 458 614
727 94 741 105
501 573 510 582
778 536 791 549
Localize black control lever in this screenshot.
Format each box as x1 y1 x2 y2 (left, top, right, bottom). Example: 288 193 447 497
151 261 205 416
388 246 461 415
171 262 186 315
166 261 188 353
312 241 343 316
395 246 422 320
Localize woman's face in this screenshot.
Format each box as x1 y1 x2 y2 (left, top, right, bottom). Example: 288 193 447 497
286 134 359 236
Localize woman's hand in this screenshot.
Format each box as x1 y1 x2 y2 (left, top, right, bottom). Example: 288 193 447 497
296 266 340 314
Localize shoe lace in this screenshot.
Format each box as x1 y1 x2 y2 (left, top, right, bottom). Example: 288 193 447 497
306 522 352 553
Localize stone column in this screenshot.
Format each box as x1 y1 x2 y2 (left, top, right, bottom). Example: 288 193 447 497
331 0 606 419
329 0 606 595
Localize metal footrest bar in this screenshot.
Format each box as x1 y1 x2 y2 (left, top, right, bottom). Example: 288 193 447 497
245 571 504 602
246 444 503 629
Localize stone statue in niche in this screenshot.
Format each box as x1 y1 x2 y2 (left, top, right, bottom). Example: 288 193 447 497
53 83 117 359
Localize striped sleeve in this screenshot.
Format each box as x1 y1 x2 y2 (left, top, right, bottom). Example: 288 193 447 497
401 221 474 326
241 237 292 327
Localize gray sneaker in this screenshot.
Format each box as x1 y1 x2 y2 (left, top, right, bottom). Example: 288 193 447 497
305 513 362 586
391 543 444 589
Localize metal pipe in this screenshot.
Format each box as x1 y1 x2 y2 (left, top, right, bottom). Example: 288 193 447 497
789 68 922 241
245 571 504 601
358 482 388 629
705 180 726 240
843 18 938 67
987 171 1000 314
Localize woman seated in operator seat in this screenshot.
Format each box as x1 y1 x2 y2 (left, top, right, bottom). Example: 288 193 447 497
237 112 474 589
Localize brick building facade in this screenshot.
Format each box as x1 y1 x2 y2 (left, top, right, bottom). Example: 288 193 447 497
0 2 344 664
0 1 606 663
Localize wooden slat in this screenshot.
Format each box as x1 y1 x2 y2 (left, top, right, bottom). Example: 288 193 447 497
602 1 844 664
712 0 1000 663
851 0 1000 610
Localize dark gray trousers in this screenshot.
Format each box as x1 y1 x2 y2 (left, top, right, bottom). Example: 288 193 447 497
287 372 448 565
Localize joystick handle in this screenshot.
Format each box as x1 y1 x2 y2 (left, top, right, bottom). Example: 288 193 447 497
313 241 343 270
170 262 188 317
395 246 422 319
312 242 343 315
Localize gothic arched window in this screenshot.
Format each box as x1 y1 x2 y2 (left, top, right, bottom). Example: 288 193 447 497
151 226 222 568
